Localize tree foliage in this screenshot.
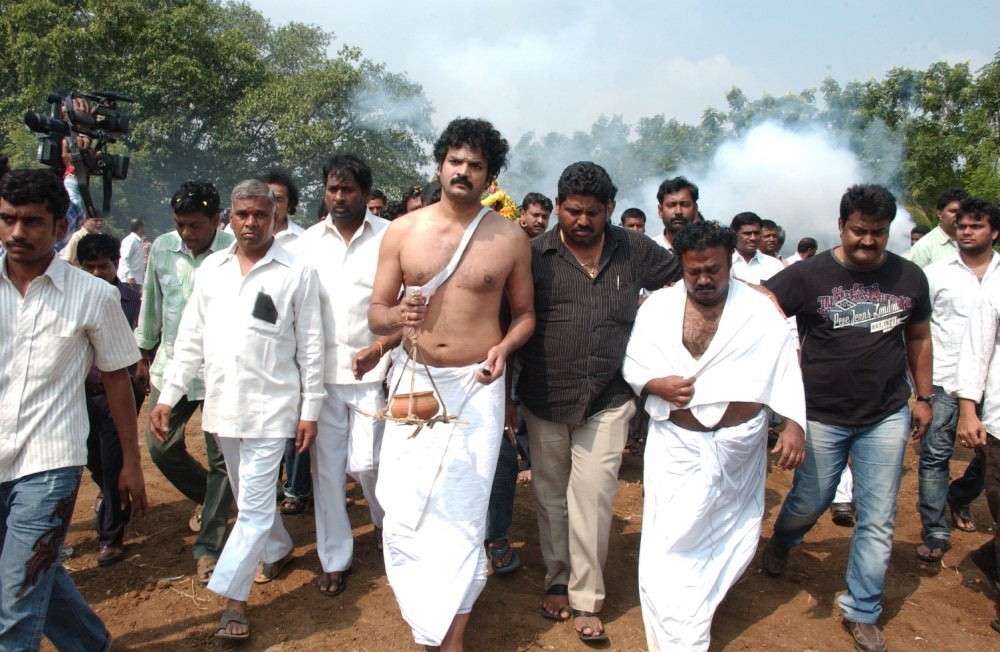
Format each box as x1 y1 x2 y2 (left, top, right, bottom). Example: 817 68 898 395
0 0 434 233
503 55 999 226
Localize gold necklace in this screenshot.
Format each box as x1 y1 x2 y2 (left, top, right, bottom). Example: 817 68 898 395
560 230 604 278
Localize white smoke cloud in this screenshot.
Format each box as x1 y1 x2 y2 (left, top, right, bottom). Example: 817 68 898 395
657 122 914 255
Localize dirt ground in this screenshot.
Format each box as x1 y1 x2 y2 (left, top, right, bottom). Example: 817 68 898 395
49 408 1000 651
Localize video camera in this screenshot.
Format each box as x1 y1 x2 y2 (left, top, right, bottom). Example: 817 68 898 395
23 91 134 218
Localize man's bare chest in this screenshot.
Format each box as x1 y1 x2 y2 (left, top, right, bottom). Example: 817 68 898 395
682 302 723 359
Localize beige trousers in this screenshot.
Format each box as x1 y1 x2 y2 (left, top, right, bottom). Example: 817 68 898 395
523 400 635 612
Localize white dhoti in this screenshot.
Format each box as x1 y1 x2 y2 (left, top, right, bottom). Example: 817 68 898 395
624 281 806 652
639 411 768 651
376 349 504 646
209 436 293 601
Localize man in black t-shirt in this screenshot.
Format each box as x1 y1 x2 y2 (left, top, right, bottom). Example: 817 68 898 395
761 185 933 652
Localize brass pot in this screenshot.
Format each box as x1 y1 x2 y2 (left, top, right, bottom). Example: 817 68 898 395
389 391 439 419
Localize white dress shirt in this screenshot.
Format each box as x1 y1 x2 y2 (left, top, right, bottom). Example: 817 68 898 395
954 280 1000 440
926 251 1000 388
159 239 325 438
0 255 140 481
275 220 305 242
117 231 146 285
731 250 786 284
295 212 391 385
653 233 674 252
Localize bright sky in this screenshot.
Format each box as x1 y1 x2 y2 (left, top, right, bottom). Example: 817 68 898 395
248 0 997 140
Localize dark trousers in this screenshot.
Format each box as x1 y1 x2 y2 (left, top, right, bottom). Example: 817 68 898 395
85 392 129 547
144 385 232 560
281 439 312 500
981 438 1000 572
949 447 986 507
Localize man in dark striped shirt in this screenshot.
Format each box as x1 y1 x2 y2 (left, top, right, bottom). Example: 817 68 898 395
518 161 682 642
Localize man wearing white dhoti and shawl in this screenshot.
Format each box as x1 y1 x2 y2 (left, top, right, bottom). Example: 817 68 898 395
623 220 806 651
368 118 534 650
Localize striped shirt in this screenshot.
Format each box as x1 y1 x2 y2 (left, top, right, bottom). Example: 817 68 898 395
0 254 140 482
518 225 682 423
135 229 234 398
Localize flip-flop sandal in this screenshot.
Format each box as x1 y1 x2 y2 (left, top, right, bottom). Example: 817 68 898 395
572 609 609 642
317 568 352 597
487 540 521 575
916 537 950 563
951 503 977 532
280 496 311 515
254 552 294 584
196 557 216 586
538 584 571 621
214 608 249 640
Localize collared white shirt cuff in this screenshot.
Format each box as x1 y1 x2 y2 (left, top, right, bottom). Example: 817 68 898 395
158 383 187 408
300 394 325 422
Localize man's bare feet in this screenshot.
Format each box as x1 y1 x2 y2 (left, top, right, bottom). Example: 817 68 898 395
317 569 350 597
538 584 571 621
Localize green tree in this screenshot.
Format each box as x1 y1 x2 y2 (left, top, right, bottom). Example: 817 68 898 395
0 0 433 233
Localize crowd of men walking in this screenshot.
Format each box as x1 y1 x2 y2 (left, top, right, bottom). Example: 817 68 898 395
1 117 1000 652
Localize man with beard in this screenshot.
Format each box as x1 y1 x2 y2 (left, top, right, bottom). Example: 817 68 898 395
296 154 400 598
761 184 932 652
368 118 534 650
517 192 552 238
623 220 805 650
519 162 681 643
654 176 700 251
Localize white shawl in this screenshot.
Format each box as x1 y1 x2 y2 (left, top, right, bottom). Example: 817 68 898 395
623 280 805 431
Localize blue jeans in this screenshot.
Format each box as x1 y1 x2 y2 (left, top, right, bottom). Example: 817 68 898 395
918 386 958 541
0 467 112 651
486 436 519 542
281 439 312 501
772 406 910 624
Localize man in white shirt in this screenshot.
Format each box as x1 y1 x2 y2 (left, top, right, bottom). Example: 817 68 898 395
953 203 1000 635
729 212 785 284
150 179 324 641
0 169 147 650
785 237 818 265
117 217 146 288
917 198 1000 564
295 154 399 598
654 176 700 251
258 168 305 241
255 169 311 514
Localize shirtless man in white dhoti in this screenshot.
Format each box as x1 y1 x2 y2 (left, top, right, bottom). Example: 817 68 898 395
368 118 535 651
623 220 806 651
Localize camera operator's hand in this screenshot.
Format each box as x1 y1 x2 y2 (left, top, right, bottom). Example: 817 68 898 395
60 135 91 169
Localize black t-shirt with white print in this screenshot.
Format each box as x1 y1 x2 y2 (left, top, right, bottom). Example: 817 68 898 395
764 250 931 427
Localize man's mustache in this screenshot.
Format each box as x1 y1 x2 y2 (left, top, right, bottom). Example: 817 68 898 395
450 175 472 188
